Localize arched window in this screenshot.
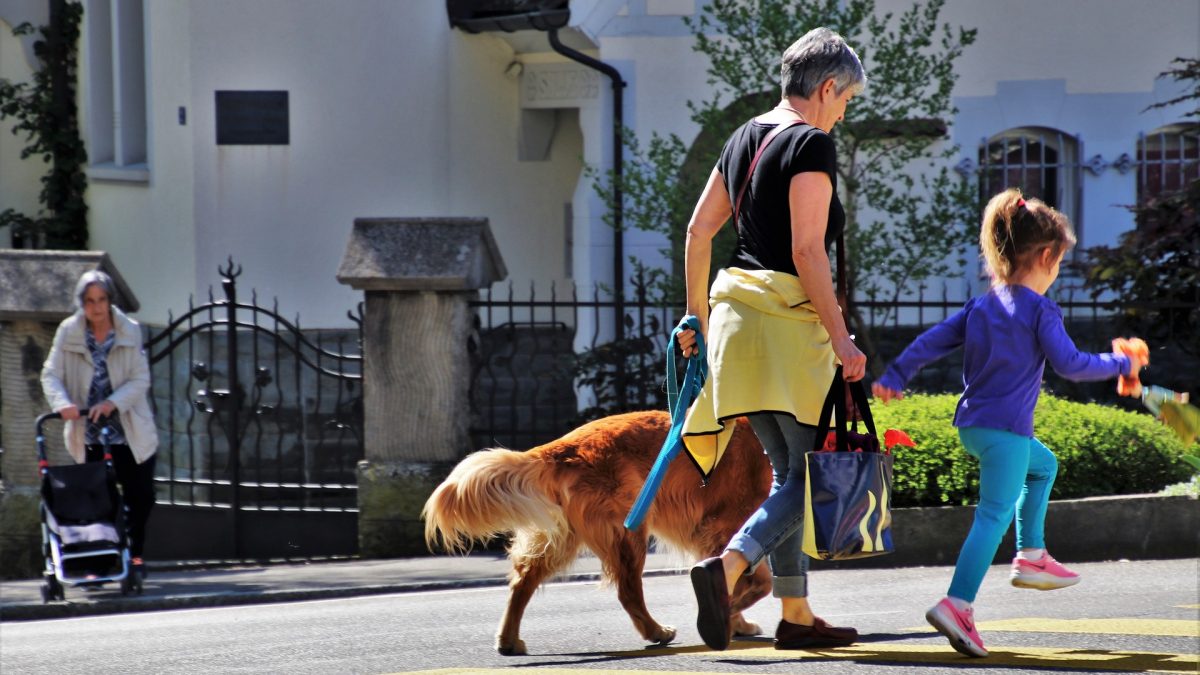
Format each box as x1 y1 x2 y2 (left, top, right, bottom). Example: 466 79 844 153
1137 123 1200 203
978 128 1081 224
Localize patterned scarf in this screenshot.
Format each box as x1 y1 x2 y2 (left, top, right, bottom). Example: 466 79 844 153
85 328 128 446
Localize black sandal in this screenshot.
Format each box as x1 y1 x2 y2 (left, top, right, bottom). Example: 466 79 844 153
690 557 731 650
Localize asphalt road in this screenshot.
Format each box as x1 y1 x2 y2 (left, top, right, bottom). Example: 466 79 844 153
2 559 1196 674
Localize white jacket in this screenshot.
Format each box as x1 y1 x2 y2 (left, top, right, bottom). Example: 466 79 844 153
41 307 159 464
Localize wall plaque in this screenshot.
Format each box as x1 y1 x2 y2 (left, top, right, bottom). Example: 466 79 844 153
520 63 600 109
215 91 289 145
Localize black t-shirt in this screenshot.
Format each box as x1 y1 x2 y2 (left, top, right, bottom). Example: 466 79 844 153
717 119 843 276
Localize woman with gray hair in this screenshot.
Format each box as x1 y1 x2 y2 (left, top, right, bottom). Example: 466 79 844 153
673 27 867 650
42 270 159 574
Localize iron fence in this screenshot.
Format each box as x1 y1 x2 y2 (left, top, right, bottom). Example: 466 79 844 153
470 280 1199 451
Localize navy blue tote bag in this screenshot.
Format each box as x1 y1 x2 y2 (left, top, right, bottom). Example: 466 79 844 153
801 367 895 561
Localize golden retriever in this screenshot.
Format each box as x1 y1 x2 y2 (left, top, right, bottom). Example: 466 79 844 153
422 410 773 655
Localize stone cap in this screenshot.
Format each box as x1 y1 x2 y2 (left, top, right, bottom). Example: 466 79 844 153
336 218 508 291
0 250 140 321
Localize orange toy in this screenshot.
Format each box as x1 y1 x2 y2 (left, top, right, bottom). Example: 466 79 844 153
1112 337 1149 397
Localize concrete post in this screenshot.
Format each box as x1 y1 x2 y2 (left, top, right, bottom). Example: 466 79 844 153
337 218 506 557
0 250 138 578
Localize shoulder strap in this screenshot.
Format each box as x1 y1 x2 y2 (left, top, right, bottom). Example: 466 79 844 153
732 119 805 231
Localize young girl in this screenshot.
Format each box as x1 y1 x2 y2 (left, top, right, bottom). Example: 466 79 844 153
871 188 1147 658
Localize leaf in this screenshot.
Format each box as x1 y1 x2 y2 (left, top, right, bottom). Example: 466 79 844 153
1160 400 1200 446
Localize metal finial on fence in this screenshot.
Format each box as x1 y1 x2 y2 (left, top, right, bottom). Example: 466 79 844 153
219 256 243 280
347 301 364 328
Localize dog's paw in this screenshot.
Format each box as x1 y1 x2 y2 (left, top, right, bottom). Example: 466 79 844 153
648 624 676 645
731 614 763 637
496 637 527 656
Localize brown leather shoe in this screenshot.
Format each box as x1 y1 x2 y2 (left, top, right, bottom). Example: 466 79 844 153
774 617 858 649
690 557 731 650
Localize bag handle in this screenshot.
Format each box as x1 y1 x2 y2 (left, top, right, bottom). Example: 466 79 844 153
812 365 877 452
732 119 805 232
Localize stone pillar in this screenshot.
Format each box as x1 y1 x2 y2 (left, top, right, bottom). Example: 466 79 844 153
337 218 506 557
0 250 138 578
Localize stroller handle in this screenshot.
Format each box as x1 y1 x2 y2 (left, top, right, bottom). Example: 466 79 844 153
35 408 93 437
36 408 106 466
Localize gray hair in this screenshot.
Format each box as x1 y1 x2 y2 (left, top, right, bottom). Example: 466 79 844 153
74 270 115 311
781 27 867 99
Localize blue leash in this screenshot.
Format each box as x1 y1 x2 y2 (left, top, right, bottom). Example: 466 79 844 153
624 315 708 531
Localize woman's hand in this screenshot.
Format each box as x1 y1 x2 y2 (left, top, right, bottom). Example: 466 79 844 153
88 400 117 423
676 321 706 359
57 404 80 421
872 382 904 404
833 334 866 382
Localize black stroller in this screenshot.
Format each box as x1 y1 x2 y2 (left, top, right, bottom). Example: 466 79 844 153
36 409 143 602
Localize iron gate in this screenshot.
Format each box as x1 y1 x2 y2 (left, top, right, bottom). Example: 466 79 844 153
144 259 364 560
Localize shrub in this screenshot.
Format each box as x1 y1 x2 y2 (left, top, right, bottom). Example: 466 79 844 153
872 392 1193 507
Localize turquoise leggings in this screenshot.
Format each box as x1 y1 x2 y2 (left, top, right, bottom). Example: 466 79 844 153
948 426 1058 603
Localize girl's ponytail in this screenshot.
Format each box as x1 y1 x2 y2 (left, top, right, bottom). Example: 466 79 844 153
980 188 1076 284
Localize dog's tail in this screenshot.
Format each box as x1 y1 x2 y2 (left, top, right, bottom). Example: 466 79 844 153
422 448 565 554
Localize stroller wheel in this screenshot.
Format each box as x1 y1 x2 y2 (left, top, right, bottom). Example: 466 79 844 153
42 576 63 602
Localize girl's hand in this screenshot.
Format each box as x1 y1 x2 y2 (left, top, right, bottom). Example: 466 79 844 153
872 382 904 404
57 404 80 421
1127 337 1150 370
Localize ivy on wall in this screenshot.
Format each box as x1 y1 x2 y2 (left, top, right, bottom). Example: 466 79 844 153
0 0 87 249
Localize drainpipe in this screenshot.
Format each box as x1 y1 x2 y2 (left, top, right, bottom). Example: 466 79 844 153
549 28 633 401
546 28 628 407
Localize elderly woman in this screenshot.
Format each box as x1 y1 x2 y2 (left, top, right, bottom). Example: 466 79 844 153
675 27 868 650
42 270 159 572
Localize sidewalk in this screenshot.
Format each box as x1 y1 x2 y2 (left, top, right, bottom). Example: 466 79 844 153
3 493 1195 622
0 550 690 621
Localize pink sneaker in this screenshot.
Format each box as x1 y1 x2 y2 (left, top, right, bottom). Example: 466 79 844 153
925 598 987 657
1010 552 1080 590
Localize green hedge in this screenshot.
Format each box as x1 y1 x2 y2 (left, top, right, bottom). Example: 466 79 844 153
871 392 1193 507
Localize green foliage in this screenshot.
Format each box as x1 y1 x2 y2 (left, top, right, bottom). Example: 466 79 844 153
1078 180 1200 359
0 1 88 249
1144 57 1200 119
588 0 978 371
873 392 1194 507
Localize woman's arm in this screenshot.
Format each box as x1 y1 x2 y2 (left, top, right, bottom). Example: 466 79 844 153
789 171 866 381
105 346 151 414
40 322 80 419
677 165 732 358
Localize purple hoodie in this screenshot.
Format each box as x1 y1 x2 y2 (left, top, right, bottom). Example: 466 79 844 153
877 285 1131 437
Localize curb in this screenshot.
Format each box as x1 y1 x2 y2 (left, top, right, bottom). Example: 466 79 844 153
3 494 1195 622
0 567 690 622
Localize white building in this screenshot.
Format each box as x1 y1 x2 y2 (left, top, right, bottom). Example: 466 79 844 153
1 0 1196 329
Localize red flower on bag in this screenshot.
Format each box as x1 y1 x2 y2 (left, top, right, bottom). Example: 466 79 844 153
884 429 915 451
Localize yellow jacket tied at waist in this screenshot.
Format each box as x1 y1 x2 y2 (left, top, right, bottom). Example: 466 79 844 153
682 267 837 479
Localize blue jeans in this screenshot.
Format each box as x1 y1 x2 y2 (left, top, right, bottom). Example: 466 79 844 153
726 413 816 598
948 426 1058 603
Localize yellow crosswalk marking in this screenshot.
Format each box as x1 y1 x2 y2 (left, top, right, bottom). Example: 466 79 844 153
906 617 1198 637
409 671 723 675
972 618 1199 637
